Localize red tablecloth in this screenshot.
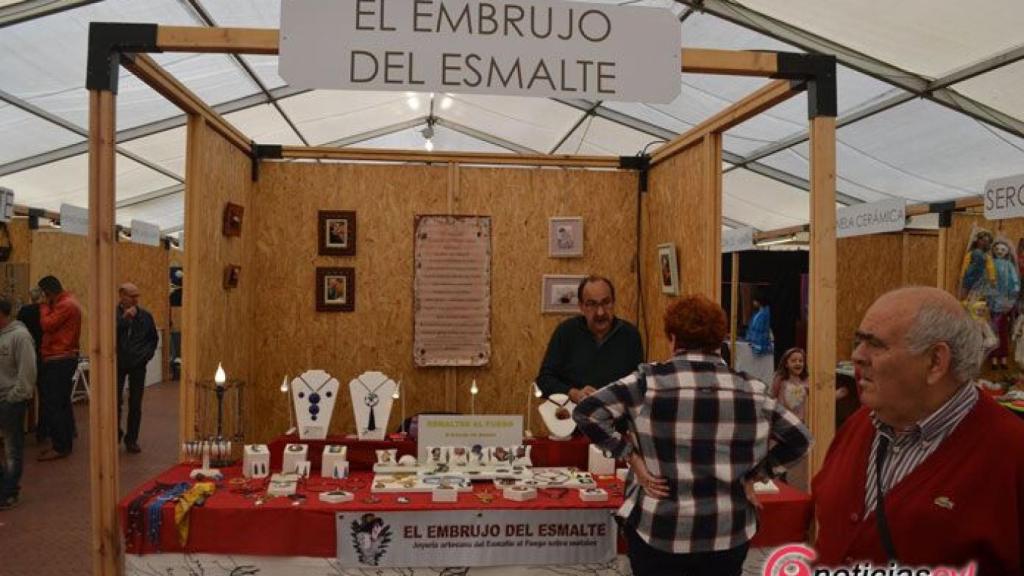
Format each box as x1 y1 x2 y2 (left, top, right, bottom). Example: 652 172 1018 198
267 433 592 472
120 463 810 556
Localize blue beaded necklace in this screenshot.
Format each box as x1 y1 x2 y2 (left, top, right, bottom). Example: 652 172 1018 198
295 375 334 421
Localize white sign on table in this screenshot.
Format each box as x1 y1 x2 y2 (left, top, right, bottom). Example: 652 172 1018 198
280 0 681 102
722 227 755 253
836 198 906 238
59 203 89 236
337 509 616 567
983 173 1024 221
417 415 522 461
130 219 161 247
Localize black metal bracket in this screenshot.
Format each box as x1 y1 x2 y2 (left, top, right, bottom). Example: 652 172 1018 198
929 201 957 228
251 143 283 181
619 154 651 193
86 22 160 93
27 208 46 230
774 53 837 119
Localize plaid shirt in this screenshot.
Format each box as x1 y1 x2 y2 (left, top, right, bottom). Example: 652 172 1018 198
573 352 812 554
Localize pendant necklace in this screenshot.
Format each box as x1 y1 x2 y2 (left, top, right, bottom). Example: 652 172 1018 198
356 376 390 431
296 375 333 421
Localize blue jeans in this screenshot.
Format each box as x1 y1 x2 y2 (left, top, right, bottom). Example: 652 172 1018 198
0 400 27 500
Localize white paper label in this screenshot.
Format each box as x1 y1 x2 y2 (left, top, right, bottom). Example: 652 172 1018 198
417 414 522 461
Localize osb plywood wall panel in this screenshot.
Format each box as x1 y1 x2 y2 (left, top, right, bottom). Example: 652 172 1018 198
906 232 938 287
246 163 637 442
453 167 638 426
642 144 708 360
28 231 170 350
249 163 449 442
835 234 903 360
6 218 31 264
183 120 252 440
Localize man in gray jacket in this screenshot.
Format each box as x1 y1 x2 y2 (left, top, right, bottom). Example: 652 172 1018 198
0 297 38 510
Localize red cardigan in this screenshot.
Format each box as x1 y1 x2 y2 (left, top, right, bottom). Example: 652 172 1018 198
812 393 1024 575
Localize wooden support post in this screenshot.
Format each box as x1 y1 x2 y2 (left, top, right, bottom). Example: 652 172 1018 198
807 116 837 479
88 89 121 576
730 252 739 369
179 115 205 453
681 48 779 77
937 227 949 291
703 134 723 302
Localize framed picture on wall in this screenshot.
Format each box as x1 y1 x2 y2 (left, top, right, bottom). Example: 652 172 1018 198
658 243 680 295
548 217 583 258
318 211 356 256
316 267 355 312
541 274 586 313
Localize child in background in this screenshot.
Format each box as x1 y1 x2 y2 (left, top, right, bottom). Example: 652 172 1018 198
772 347 810 490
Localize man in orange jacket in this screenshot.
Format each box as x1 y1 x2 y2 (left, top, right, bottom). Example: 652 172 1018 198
36 276 81 461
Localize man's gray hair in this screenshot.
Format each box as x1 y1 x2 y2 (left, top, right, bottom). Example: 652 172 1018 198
904 302 985 383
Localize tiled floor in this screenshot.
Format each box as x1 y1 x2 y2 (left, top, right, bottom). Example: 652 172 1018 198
0 380 180 576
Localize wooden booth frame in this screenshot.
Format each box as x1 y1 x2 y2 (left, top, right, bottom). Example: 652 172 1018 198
84 23 837 575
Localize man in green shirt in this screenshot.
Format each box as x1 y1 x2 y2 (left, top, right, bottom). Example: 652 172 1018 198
536 275 644 403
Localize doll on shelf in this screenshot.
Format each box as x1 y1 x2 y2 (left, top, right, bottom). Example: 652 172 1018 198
959 229 995 301
989 239 1020 369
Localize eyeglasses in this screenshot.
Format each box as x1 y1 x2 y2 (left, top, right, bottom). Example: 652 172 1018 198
582 298 614 310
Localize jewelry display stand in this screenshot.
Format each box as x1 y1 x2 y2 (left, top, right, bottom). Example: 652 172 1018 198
349 371 398 440
537 393 577 440
290 370 340 440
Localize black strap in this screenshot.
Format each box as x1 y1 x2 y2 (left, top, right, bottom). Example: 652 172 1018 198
875 435 898 561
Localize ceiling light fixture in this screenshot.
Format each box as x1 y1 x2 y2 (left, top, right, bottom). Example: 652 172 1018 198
755 234 798 247
421 115 437 152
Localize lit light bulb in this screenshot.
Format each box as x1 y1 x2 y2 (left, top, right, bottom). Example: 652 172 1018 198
392 380 401 400
406 96 420 110
470 380 479 395
214 363 226 387
440 96 453 110
424 138 434 152
280 376 288 393
532 382 543 398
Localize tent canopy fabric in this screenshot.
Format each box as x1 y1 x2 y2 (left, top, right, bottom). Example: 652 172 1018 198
1 0 1022 235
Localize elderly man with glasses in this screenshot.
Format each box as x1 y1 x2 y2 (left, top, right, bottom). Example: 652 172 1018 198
536 275 643 403
813 286 1024 573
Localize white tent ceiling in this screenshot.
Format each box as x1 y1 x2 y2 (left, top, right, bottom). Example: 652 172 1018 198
0 0 1022 235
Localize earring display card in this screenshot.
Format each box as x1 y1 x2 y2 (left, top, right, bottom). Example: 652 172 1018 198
282 443 308 473
243 444 270 479
321 445 349 478
587 445 616 475
579 488 609 502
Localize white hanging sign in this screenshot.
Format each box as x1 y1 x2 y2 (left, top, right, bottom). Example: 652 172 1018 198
836 198 906 238
280 0 681 102
0 187 13 223
722 227 755 253
59 203 89 236
130 219 161 247
983 173 1024 221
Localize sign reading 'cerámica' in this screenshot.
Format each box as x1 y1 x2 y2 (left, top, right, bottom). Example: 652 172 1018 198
836 198 906 238
280 0 681 102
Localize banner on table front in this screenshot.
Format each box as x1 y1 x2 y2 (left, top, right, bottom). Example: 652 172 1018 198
280 0 680 102
337 508 616 567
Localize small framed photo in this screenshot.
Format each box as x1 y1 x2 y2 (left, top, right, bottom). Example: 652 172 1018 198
318 211 356 256
541 274 586 314
548 217 583 258
316 267 355 312
657 243 680 295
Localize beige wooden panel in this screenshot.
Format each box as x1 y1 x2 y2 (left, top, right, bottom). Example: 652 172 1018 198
835 234 903 361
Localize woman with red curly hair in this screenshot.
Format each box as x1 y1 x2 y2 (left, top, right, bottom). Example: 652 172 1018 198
574 294 811 576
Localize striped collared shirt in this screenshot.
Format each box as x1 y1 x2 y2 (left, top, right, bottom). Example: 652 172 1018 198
864 383 978 512
573 352 812 554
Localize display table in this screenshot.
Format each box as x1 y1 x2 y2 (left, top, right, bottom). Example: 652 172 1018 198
267 433 592 472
